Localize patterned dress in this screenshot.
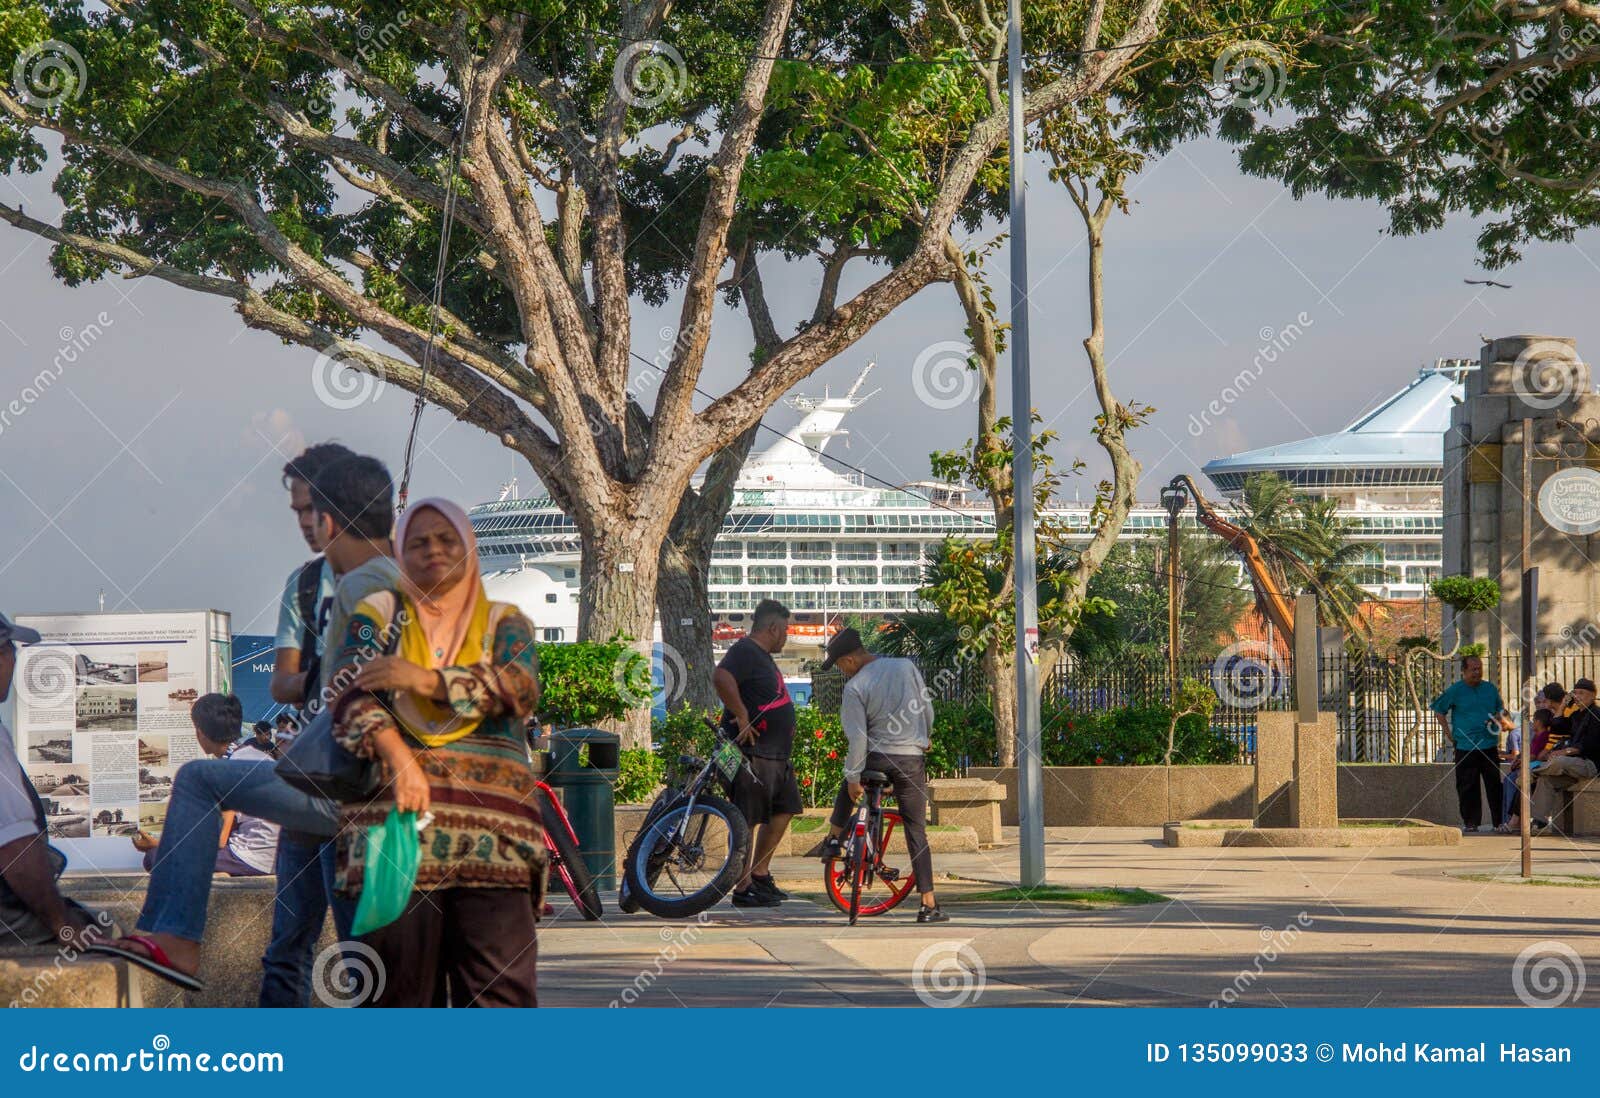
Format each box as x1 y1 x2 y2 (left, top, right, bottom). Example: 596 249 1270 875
328 591 546 897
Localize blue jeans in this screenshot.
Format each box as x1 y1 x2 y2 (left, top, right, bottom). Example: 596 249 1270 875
257 836 356 1008
136 759 339 942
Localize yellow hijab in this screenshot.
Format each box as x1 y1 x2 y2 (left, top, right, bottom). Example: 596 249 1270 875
392 499 492 747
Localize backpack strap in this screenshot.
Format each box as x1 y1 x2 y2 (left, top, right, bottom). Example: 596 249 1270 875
295 557 324 657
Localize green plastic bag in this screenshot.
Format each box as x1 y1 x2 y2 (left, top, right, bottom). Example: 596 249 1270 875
351 809 421 936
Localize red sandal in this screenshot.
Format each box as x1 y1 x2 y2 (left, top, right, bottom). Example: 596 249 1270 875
85 935 205 991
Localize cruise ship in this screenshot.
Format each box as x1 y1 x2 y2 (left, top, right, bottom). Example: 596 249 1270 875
474 359 1472 647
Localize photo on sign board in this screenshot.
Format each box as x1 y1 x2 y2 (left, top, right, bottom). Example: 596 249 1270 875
164 680 199 710
78 685 137 731
27 735 73 764
138 800 167 834
43 795 89 839
136 650 169 683
76 654 139 686
28 763 90 797
137 735 169 767
139 765 175 802
92 806 139 837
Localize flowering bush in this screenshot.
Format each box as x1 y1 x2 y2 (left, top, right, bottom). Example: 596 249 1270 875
792 707 847 808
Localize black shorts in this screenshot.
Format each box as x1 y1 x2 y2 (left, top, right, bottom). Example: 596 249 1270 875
731 755 803 826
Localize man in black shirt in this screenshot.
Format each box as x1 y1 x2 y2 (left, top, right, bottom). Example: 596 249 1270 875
1532 678 1600 832
714 599 801 908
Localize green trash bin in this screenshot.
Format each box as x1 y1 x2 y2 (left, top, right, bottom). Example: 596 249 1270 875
544 727 619 891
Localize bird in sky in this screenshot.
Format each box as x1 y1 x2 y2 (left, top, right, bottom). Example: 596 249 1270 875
1464 278 1513 289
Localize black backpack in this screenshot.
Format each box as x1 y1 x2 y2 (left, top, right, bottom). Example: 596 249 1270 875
295 558 325 707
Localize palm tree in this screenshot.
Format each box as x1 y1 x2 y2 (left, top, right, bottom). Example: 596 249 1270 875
1234 473 1394 640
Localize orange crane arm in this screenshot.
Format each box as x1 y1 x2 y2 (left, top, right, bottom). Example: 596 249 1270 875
1170 475 1296 648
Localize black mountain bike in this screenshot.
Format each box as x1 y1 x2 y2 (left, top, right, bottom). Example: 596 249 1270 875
619 726 752 918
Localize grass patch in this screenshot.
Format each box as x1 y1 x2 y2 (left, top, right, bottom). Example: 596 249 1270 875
1459 873 1600 888
959 885 1168 906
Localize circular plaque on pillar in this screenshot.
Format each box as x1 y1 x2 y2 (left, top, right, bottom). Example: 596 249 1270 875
1537 466 1600 535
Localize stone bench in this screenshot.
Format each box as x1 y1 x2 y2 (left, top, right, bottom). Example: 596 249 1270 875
928 777 1007 845
0 949 131 1008
60 873 338 1008
1560 777 1600 835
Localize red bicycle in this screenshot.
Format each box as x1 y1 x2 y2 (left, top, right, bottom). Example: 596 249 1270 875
823 770 916 923
536 780 603 921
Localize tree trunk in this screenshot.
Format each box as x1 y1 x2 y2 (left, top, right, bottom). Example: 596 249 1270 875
577 521 662 749
657 537 718 715
985 642 1018 768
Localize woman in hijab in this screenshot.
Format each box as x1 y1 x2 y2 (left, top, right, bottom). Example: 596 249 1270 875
327 497 545 1007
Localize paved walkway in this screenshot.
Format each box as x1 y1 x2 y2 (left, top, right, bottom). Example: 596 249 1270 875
539 827 1600 1007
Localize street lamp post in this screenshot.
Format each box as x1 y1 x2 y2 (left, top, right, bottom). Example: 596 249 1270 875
1008 0 1045 888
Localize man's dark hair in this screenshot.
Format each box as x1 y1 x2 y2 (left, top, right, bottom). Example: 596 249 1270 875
751 598 790 632
309 454 393 540
275 712 294 728
281 442 355 490
1533 709 1554 729
191 693 243 744
253 720 272 736
1461 654 1483 670
1543 682 1566 703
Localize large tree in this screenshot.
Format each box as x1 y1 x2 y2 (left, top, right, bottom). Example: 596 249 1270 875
0 0 1296 740
1227 0 1600 267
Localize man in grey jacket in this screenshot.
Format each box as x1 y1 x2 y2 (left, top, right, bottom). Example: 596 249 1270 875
817 628 946 923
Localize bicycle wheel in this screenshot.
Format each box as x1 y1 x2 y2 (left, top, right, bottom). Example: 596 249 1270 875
623 793 750 918
539 796 603 921
824 810 917 918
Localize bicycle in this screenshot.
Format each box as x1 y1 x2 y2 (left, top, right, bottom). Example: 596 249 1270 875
823 770 916 924
534 780 604 921
618 725 752 918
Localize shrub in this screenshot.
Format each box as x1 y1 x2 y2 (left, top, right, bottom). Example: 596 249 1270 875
613 748 665 804
1430 575 1501 614
792 707 847 808
535 639 635 729
923 697 1240 769
651 704 718 772
928 700 997 775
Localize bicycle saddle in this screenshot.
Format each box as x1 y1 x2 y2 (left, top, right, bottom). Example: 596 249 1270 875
861 769 888 784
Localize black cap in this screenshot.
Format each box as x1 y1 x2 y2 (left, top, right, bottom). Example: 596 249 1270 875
1575 678 1596 693
819 627 865 671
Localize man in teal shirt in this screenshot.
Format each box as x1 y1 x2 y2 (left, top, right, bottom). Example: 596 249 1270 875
1432 654 1511 833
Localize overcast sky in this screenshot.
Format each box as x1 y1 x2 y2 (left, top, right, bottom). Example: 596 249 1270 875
3 134 1598 637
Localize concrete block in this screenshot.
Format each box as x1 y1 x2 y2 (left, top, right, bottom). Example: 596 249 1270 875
928 778 1006 844
0 952 126 1008
1569 779 1600 836
1291 713 1340 829
1254 712 1295 827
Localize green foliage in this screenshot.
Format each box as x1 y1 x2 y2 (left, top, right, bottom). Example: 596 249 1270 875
927 697 1241 769
534 640 633 729
1458 642 1488 659
1077 532 1252 660
613 748 666 805
651 703 718 766
1430 575 1501 614
792 707 846 808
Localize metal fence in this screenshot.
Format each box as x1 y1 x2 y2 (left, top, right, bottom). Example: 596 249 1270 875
919 650 1600 765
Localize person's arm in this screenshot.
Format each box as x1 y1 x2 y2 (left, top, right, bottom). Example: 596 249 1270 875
1431 688 1452 739
269 648 306 705
840 685 869 790
217 810 235 849
0 834 82 940
712 666 754 745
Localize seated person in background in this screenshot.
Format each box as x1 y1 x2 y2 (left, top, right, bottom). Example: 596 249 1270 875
1501 709 1555 834
1532 678 1600 833
132 695 279 878
250 720 279 759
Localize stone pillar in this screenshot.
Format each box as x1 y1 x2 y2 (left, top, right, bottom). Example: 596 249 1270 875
1291 713 1339 829
1254 710 1294 827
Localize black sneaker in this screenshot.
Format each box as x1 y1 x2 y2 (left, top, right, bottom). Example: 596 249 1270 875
916 904 950 924
750 874 788 901
818 836 844 861
731 887 781 908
